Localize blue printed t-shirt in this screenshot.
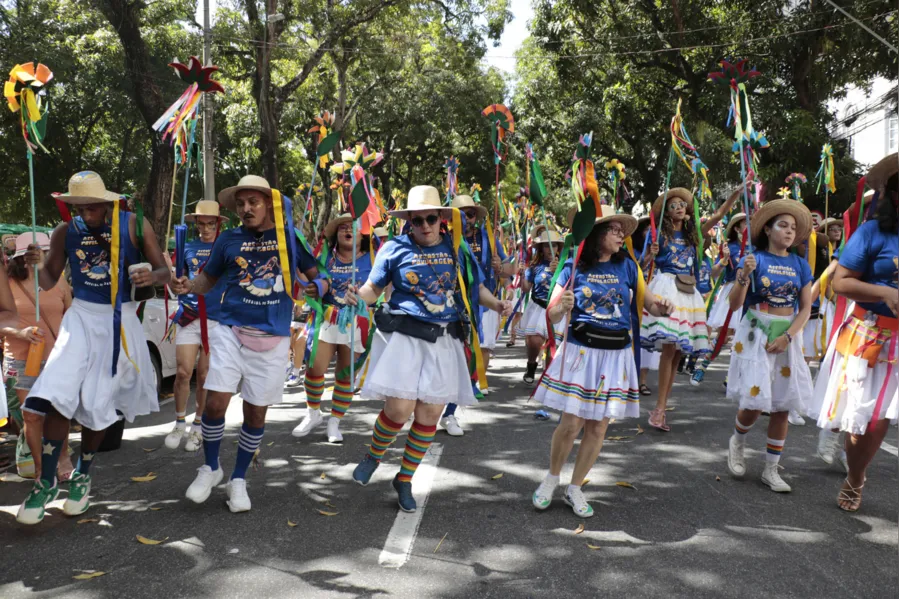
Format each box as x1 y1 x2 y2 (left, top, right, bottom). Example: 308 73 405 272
203 226 312 336
739 251 813 310
557 258 637 344
724 241 743 283
181 239 227 321
369 234 459 323
466 228 508 293
66 214 140 305
697 257 714 295
838 220 898 318
526 261 555 301
655 230 696 276
323 251 373 307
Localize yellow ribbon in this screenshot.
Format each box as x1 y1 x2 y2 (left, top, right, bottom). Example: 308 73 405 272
110 206 135 370
451 208 488 390
808 230 816 280
272 188 304 308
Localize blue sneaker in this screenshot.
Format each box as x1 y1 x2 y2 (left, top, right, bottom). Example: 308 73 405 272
392 475 417 513
722 376 728 391
285 371 300 387
690 368 705 387
353 455 380 486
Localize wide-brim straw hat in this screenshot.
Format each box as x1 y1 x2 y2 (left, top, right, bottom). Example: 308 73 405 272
451 194 488 220
322 213 371 240
388 185 452 221
566 204 638 239
373 226 388 238
725 213 747 238
749 199 813 247
218 175 272 212
12 232 50 258
184 200 226 223
865 152 898 193
52 171 122 205
534 229 564 244
651 187 695 220
816 217 842 233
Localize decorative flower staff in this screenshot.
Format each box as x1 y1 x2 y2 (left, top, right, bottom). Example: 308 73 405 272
604 159 627 210
482 104 515 240
787 173 807 204
443 156 460 205
303 111 341 225
5 62 53 319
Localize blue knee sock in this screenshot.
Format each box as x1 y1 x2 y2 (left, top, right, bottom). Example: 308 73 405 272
39 438 63 486
201 414 225 471
443 403 457 418
232 424 264 480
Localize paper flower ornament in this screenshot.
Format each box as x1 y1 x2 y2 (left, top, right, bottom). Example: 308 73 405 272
5 62 53 152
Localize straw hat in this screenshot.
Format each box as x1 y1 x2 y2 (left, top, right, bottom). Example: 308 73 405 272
651 188 694 220
816 217 842 233
725 213 747 238
450 194 488 219
218 175 272 212
52 171 122 205
321 213 370 240
373 226 388 238
184 200 226 223
565 204 638 238
865 152 898 193
12 232 50 258
534 229 564 244
388 186 451 221
749 199 813 247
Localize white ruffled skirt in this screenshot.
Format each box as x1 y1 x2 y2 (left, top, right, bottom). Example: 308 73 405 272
707 282 742 329
639 348 660 371
518 300 565 341
641 273 710 355
801 300 836 359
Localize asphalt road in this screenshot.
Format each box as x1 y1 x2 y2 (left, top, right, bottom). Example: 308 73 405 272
1 345 896 598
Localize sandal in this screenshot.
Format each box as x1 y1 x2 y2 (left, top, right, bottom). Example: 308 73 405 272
648 409 670 432
639 384 652 396
837 478 864 512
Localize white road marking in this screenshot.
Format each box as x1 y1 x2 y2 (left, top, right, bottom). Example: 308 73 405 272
879 440 898 457
378 442 443 569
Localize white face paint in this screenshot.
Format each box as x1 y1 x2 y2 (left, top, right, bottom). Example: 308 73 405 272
765 214 797 250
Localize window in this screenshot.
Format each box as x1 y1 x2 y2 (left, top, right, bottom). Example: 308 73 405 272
889 112 898 153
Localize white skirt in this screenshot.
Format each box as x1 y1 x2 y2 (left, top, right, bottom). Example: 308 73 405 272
518 300 565 340
534 341 639 421
641 273 710 355
28 299 157 431
725 309 813 413
640 348 660 371
358 326 476 406
807 315 898 435
706 282 742 329
801 301 835 359
480 308 500 350
318 317 366 353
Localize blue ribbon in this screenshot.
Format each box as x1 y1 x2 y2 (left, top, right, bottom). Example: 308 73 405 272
174 225 187 279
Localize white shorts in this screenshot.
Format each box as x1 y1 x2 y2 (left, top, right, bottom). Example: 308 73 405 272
175 318 220 346
204 325 290 407
317 317 366 353
479 309 500 351
28 299 158 431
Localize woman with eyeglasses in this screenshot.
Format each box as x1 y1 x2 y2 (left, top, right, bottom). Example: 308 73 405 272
532 206 673 517
519 226 564 384
641 187 739 431
292 213 373 444
345 186 511 512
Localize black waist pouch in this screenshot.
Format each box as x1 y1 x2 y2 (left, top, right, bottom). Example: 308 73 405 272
569 322 631 350
375 310 463 343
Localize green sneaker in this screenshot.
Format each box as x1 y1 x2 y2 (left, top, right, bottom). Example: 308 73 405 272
63 472 92 516
16 479 59 525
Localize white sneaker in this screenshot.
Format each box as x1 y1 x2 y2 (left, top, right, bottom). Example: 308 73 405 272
291 408 324 438
761 462 791 492
440 415 464 437
226 478 251 513
164 425 186 449
532 477 558 510
326 417 343 443
727 435 746 478
563 485 594 518
816 428 839 465
185 464 224 504
788 410 806 426
184 429 202 452
481 388 490 396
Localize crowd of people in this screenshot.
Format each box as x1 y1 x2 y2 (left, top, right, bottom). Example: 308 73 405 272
1 151 896 525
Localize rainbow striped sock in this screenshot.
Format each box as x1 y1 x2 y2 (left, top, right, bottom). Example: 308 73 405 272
765 437 785 464
734 415 753 437
369 411 404 461
330 378 353 419
304 373 325 410
397 421 437 483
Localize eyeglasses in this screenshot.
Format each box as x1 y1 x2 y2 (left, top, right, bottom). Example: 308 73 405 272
667 201 688 210
337 224 353 233
411 214 440 228
606 225 626 237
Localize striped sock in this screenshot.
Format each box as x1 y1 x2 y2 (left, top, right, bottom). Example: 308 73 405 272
304 373 325 410
734 415 753 440
397 421 437 483
201 414 225 471
766 438 785 464
192 415 202 427
330 378 353 419
175 411 187 427
232 424 265 480
368 410 404 462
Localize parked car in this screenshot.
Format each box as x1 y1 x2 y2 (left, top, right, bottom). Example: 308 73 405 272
141 298 177 395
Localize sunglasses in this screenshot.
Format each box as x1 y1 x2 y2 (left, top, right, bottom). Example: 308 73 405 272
411 214 440 228
462 210 478 220
667 201 688 210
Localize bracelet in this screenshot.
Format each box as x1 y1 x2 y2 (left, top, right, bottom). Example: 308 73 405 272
784 332 793 343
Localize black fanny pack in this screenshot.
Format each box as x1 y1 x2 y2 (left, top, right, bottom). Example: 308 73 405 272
530 294 548 309
375 310 463 343
569 322 631 350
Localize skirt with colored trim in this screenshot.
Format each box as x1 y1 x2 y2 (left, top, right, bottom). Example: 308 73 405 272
706 282 742 329
357 326 476 406
640 273 710 355
725 310 813 413
801 300 835 359
534 341 639 421
806 315 898 435
518 300 565 341
640 348 660 371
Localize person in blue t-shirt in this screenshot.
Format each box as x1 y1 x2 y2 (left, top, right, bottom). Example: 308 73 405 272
17 171 169 525
531 205 672 518
165 200 227 454
292 212 374 443
808 163 898 513
343 186 511 513
519 227 564 384
171 175 319 514
725 199 815 494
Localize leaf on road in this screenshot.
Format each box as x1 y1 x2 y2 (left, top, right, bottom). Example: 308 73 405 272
287 520 298 527
77 518 98 524
319 472 327 480
606 436 630 441
665 407 675 411
324 500 337 508
582 479 590 486
615 481 636 490
586 544 601 550
141 447 157 453
715 476 721 482
267 442 275 447
434 532 448 553
573 523 585 535
149 507 163 511
131 473 157 483
136 535 168 545
636 425 644 435
73 572 106 580
491 473 503 480
318 510 339 517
